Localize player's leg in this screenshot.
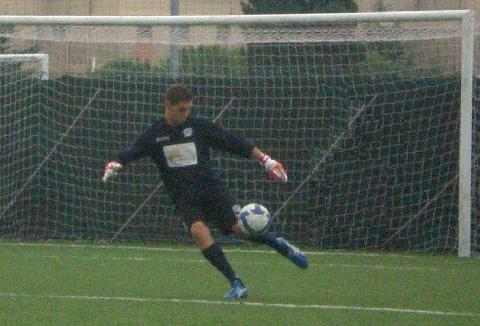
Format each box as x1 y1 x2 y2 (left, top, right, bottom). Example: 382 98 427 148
189 220 248 299
231 222 308 269
211 184 307 270
190 220 236 283
203 191 251 299
189 220 214 249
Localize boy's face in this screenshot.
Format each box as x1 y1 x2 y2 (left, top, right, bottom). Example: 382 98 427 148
165 100 193 126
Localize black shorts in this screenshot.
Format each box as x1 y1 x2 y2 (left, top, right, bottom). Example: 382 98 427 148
173 187 239 234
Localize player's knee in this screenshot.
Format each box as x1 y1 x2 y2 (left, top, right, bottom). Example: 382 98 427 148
189 221 215 249
189 220 209 239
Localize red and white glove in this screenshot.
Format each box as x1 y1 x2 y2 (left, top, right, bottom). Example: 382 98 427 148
259 154 288 182
102 161 123 182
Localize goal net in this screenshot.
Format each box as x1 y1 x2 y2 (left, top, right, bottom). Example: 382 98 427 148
0 53 48 237
474 25 480 256
0 12 476 255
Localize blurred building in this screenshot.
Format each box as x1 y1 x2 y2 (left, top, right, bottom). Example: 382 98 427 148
0 0 478 76
0 1 241 16
0 0 478 17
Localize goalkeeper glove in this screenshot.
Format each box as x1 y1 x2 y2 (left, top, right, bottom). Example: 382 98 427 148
259 154 288 182
102 161 123 182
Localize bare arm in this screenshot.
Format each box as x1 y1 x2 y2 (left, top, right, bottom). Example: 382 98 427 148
251 147 288 182
251 147 265 161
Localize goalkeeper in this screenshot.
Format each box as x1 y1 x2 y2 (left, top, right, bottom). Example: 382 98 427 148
103 84 308 299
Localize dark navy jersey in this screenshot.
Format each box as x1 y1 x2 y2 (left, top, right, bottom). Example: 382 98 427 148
114 116 254 202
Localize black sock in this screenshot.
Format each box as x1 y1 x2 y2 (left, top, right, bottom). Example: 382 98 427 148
251 232 288 256
202 243 237 284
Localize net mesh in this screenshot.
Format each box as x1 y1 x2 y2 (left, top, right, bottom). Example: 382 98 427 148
0 18 475 253
473 26 480 254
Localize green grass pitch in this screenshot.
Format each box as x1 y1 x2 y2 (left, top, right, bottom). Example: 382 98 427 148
0 241 479 325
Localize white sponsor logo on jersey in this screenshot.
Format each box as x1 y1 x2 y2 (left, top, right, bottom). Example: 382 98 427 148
163 142 198 167
183 127 193 138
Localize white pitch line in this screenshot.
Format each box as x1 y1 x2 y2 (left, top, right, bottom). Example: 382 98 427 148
19 255 205 264
12 254 460 272
1 292 479 317
20 255 151 262
0 242 420 259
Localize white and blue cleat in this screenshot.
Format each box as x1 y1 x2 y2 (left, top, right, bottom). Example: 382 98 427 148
224 278 248 300
276 237 309 269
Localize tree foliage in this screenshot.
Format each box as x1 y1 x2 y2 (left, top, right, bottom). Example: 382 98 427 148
240 0 361 88
241 0 358 14
0 25 41 79
0 25 39 55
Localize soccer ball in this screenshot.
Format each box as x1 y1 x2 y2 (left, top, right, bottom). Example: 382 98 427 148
238 203 271 236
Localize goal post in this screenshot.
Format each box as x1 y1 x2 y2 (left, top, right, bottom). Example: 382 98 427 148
0 11 476 256
0 53 49 80
459 11 475 258
0 11 472 25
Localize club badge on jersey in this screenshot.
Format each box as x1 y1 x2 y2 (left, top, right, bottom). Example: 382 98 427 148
183 128 193 138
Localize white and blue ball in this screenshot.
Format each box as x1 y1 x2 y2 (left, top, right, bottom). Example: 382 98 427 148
238 203 271 236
